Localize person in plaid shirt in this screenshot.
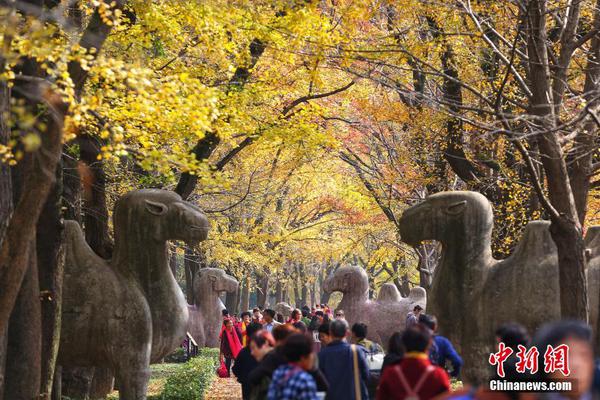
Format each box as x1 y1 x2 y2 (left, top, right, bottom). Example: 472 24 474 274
267 334 320 400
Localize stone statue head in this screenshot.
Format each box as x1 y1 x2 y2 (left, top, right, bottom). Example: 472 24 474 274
275 302 293 317
113 189 209 246
194 268 239 299
323 266 369 295
399 191 493 247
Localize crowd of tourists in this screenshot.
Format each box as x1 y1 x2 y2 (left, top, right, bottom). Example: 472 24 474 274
216 304 598 400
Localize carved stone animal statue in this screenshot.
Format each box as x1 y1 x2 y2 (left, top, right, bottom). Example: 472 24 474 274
58 190 209 400
275 302 294 319
323 265 426 349
187 268 239 348
399 191 600 384
377 283 402 303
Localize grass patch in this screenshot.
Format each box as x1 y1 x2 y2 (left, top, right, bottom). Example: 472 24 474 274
106 349 220 400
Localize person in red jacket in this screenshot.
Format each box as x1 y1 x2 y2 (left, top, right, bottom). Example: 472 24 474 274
376 325 450 400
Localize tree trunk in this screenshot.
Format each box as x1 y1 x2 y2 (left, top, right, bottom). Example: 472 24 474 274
240 274 250 312
4 251 42 400
256 270 270 308
275 279 283 303
226 285 240 315
79 135 112 259
0 87 65 342
311 280 317 307
0 72 11 247
169 250 178 278
184 247 201 304
62 150 81 222
0 327 6 400
36 166 65 400
527 0 588 320
567 4 600 224
0 54 11 400
300 284 308 308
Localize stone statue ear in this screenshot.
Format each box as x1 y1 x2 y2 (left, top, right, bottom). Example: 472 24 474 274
445 200 467 216
145 200 168 216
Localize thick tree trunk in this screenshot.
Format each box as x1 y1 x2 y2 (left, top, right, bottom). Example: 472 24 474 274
79 135 112 259
275 278 283 304
256 271 270 308
37 166 65 400
184 247 201 304
4 252 42 400
527 0 587 320
0 328 5 400
568 7 600 224
293 280 301 308
0 87 65 340
62 150 81 222
399 274 410 297
0 77 10 246
300 284 308 308
240 274 250 312
311 279 317 307
225 285 240 315
169 250 178 277
0 56 11 400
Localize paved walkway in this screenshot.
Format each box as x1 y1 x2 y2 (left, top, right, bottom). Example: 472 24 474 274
205 376 242 400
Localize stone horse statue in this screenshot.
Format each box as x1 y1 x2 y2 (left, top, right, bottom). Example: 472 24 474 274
323 265 426 349
187 268 239 348
398 191 600 384
58 190 209 400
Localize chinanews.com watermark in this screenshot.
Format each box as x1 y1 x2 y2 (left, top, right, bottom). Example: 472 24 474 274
489 379 573 392
487 342 574 392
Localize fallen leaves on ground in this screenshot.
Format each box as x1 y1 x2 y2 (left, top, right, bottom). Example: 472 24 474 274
205 376 242 400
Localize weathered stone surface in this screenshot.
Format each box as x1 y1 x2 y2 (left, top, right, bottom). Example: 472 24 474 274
377 283 402 303
274 302 293 318
399 191 600 384
323 265 426 349
187 268 238 348
58 189 209 400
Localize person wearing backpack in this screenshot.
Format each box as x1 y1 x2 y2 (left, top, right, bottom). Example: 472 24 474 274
376 325 450 400
318 319 370 400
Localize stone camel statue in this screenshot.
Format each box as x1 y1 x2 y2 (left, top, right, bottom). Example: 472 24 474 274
275 302 294 319
323 265 426 349
398 191 600 384
187 268 239 348
377 283 402 302
58 189 209 400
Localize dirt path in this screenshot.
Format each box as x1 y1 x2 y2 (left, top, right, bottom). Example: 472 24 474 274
205 376 242 400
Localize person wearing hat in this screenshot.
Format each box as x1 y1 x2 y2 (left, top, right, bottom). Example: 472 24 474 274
406 305 423 328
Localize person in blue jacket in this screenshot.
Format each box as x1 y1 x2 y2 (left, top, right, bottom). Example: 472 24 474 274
318 319 370 400
419 313 463 378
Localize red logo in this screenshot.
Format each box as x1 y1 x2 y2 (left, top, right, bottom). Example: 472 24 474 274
515 344 539 374
544 344 570 376
489 342 513 378
489 343 570 377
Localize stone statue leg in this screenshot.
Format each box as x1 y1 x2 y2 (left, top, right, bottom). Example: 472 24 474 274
90 367 115 399
115 365 150 400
